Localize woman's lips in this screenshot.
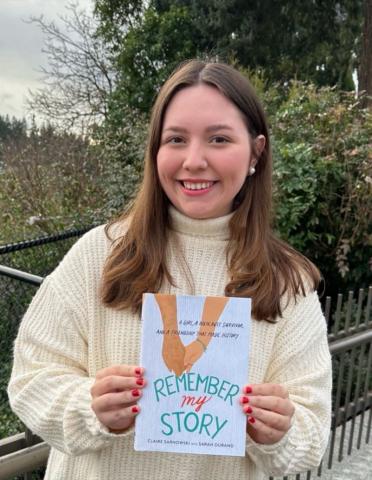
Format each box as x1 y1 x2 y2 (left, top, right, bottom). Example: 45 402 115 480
178 180 216 196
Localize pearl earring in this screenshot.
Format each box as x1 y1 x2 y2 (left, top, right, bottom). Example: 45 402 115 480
249 167 256 176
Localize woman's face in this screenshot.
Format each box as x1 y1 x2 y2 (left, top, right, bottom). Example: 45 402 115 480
157 84 261 219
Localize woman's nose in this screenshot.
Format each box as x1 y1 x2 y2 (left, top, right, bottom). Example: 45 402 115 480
182 145 208 170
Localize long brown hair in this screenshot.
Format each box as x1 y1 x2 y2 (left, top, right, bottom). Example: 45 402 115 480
101 60 320 321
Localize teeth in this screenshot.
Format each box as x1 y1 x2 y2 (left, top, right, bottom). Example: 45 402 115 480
182 181 214 190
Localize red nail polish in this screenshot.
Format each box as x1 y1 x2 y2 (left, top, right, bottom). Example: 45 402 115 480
132 389 140 397
241 395 249 404
245 386 252 394
136 378 144 386
135 368 142 376
248 416 255 424
244 406 253 414
132 406 139 413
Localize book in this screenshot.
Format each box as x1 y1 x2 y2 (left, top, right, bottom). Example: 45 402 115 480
134 293 251 456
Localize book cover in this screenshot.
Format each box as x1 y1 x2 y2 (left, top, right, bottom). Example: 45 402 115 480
134 293 251 456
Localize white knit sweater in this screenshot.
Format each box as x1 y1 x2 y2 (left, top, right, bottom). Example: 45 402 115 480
8 207 332 480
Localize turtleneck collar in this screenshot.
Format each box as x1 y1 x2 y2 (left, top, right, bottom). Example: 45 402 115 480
168 205 233 241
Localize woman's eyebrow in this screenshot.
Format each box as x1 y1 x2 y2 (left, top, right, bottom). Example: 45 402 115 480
162 124 234 133
162 126 188 133
205 124 234 132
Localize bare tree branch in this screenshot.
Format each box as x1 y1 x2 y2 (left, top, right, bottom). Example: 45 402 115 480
26 2 117 132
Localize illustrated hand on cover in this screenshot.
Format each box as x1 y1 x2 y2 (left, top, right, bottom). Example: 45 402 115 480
162 330 186 376
183 340 204 372
155 295 228 376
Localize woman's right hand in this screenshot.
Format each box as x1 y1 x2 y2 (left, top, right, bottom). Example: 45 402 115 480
91 365 146 433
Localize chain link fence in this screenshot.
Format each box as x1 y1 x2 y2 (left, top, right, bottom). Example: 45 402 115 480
0 228 94 480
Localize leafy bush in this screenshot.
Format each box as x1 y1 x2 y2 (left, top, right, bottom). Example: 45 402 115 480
265 82 371 298
0 124 107 244
91 102 147 217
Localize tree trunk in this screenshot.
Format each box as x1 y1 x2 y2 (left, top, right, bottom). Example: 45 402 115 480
358 0 372 108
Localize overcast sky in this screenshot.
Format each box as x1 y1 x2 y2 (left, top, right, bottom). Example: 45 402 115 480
0 0 93 121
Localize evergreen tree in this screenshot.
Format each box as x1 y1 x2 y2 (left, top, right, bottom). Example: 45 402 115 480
94 0 364 112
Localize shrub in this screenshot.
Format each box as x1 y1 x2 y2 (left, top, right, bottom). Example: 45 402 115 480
0 125 107 244
265 82 371 297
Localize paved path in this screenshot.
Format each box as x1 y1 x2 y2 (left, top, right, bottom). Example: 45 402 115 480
272 413 372 480
320 439 372 480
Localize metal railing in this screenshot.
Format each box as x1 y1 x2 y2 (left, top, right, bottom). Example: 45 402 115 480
0 225 95 255
0 225 95 277
0 262 371 480
0 432 48 480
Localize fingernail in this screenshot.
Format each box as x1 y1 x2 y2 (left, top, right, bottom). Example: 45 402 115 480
244 406 253 414
245 386 252 394
132 389 140 397
132 406 139 413
136 378 144 386
135 368 142 376
248 416 255 424
240 395 249 404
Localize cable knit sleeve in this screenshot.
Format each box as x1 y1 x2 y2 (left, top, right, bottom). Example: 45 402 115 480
246 290 332 476
7 228 129 456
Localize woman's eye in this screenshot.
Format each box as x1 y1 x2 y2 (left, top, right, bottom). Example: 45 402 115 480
168 136 184 144
211 136 229 144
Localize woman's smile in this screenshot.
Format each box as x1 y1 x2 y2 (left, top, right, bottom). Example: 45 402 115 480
178 179 217 195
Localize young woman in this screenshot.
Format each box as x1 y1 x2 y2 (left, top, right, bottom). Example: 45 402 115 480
8 60 332 480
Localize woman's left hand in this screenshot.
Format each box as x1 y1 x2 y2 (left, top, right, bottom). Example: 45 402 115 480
240 383 295 445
